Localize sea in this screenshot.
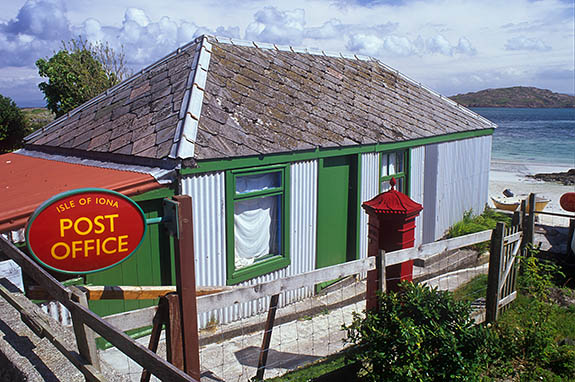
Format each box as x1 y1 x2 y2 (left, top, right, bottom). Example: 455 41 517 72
472 108 575 168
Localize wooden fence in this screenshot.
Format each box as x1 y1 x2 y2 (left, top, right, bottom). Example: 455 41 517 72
485 221 522 322
1 200 539 381
0 236 197 382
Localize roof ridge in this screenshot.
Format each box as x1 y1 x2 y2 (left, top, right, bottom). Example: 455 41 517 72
24 36 206 142
209 35 496 129
171 35 213 159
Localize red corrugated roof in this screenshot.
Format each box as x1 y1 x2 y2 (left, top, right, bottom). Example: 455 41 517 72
0 152 163 233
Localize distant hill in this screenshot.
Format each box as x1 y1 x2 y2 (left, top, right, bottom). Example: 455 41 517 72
449 87 574 108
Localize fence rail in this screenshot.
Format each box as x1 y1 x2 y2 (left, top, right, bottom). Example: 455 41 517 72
0 235 197 382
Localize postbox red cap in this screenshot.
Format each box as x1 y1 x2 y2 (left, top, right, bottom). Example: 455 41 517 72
362 177 423 216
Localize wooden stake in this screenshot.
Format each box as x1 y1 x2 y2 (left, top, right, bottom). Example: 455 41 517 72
255 294 280 381
486 222 505 323
172 195 201 380
526 193 536 248
70 286 100 372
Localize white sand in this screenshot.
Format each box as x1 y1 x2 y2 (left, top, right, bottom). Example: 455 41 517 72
489 160 575 227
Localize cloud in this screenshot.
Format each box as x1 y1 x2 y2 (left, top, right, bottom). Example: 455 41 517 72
73 7 240 65
345 31 476 57
245 7 306 45
505 36 551 51
0 0 68 67
426 35 452 55
1 0 70 41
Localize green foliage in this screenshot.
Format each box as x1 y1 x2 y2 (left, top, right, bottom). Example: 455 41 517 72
344 282 486 382
483 253 575 380
453 274 488 303
446 209 511 252
36 38 129 117
266 352 351 382
0 94 29 153
20 107 55 132
518 246 564 302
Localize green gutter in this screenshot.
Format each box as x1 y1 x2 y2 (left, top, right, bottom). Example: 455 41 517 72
180 129 493 175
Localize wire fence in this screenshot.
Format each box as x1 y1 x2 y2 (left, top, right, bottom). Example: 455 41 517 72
96 240 494 382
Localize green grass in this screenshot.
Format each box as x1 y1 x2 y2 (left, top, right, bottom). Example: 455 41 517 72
20 107 54 132
453 274 488 303
266 351 350 382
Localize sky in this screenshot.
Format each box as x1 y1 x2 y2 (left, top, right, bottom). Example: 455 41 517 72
0 0 573 107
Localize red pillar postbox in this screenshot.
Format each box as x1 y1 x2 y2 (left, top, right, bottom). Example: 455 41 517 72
362 178 423 309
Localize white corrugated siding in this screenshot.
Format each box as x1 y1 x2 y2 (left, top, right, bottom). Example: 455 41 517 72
180 171 227 326
359 153 380 260
432 135 492 240
409 146 425 247
181 160 317 326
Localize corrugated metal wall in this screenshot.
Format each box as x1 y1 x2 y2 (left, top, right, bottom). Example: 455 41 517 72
409 146 425 247
181 171 227 326
181 135 491 325
181 160 317 326
359 153 379 260
427 135 492 240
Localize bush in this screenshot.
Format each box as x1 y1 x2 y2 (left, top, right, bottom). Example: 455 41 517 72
484 253 575 380
344 282 486 381
446 209 511 252
0 94 29 153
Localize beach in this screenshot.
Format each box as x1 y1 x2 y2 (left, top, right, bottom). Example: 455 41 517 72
489 159 574 227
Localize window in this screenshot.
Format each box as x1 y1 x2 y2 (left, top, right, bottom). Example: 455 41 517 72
380 150 408 193
225 165 290 284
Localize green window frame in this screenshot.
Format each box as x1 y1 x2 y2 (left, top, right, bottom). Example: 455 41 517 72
379 150 409 194
225 164 291 285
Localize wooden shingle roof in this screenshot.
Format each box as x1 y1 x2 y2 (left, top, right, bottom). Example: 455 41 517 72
25 35 495 164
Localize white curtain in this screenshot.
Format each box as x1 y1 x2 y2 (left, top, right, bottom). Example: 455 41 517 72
234 196 279 269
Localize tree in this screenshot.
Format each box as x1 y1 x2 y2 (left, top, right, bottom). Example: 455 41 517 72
0 94 29 153
36 38 130 117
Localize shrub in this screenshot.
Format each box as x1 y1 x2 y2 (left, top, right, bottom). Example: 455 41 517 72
446 209 511 252
344 282 486 382
0 94 28 153
485 253 575 380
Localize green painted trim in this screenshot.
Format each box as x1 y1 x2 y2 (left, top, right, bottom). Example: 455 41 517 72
225 164 291 285
378 150 408 194
355 153 362 261
146 217 163 225
130 187 175 202
25 188 148 275
406 149 412 197
180 129 494 175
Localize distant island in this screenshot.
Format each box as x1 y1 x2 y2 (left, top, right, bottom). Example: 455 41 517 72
449 86 574 108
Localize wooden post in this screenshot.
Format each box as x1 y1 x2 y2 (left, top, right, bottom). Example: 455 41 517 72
141 293 185 382
172 195 201 381
141 301 167 382
568 219 575 257
165 293 185 371
512 211 521 228
255 294 280 381
366 214 380 312
526 193 536 248
377 250 386 294
69 286 100 372
486 222 505 323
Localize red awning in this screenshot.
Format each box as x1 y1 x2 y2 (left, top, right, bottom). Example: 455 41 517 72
0 153 163 233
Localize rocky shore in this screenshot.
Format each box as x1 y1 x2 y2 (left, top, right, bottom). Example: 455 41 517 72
528 169 575 186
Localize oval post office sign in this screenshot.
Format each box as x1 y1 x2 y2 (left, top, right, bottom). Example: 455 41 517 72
26 188 147 274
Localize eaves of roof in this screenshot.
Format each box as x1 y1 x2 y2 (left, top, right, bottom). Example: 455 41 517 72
0 152 162 233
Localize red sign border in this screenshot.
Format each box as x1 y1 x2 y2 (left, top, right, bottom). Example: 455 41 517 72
25 188 148 274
